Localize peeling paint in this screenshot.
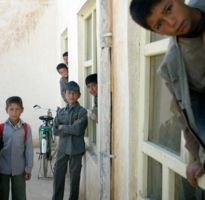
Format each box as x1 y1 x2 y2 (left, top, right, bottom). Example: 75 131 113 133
0 0 55 54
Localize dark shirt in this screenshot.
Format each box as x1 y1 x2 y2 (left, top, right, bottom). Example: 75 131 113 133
53 102 88 155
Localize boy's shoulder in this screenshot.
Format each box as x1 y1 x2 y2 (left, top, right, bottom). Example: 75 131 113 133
59 76 67 83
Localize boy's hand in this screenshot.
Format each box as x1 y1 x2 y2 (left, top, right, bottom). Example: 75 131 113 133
58 125 63 130
186 160 203 188
73 119 81 125
92 113 98 123
26 173 31 181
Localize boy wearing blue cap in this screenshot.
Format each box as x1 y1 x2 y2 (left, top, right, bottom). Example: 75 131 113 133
130 0 205 188
52 81 88 200
85 74 98 123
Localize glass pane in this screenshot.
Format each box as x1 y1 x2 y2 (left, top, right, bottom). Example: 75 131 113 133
148 157 204 200
86 67 93 110
147 157 162 200
151 33 169 43
86 15 92 61
175 173 204 200
149 55 182 155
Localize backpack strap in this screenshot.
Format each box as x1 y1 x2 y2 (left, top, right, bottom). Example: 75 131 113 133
0 123 4 140
22 123 28 143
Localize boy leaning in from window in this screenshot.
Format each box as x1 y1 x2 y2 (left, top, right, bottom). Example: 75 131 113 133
56 63 69 104
85 73 98 123
0 96 33 200
130 0 205 188
52 81 88 200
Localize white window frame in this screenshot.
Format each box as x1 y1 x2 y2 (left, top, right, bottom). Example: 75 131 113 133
137 28 205 200
83 3 98 154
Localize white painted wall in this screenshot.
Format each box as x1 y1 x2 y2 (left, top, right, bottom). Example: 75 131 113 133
0 0 59 146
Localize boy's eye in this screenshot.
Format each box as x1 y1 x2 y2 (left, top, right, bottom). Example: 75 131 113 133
157 22 162 30
167 5 172 12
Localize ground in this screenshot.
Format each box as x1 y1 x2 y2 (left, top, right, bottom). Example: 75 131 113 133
25 148 70 200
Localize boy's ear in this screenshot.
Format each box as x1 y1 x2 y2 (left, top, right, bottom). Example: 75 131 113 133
21 107 24 114
5 108 8 114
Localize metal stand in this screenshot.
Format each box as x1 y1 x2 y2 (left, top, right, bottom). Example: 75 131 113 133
36 152 54 179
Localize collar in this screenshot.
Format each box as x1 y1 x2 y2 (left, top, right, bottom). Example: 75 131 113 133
65 101 80 111
6 118 24 129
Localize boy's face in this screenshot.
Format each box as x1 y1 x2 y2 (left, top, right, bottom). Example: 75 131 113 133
64 90 81 106
58 68 68 78
87 82 98 97
146 0 199 36
6 103 24 123
63 56 68 65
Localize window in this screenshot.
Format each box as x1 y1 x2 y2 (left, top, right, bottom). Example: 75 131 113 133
83 4 98 150
137 29 205 200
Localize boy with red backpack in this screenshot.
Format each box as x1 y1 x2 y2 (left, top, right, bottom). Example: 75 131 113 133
0 96 33 200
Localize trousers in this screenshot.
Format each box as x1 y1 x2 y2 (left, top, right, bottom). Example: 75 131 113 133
52 151 84 200
0 171 26 200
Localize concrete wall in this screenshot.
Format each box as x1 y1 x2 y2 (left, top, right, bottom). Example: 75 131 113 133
0 0 59 146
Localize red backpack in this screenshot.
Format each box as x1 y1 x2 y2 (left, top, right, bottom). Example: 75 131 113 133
0 123 28 142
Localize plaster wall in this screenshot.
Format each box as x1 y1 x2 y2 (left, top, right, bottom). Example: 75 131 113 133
111 0 141 199
56 1 100 199
0 0 58 147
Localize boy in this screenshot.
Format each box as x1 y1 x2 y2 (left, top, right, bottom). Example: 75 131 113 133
0 96 33 200
56 63 69 104
63 52 68 65
85 73 98 123
52 81 88 200
130 0 205 188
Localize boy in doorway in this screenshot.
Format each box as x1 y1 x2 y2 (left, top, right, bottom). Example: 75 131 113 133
85 73 98 123
0 96 33 200
52 81 88 200
56 63 69 104
63 52 68 65
130 0 205 188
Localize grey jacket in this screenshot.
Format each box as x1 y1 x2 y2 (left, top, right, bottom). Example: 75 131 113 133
0 118 34 175
157 0 205 165
53 102 88 155
60 76 68 104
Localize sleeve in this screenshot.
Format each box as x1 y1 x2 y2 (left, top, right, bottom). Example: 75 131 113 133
25 124 34 173
60 78 68 104
61 109 88 137
53 111 65 137
166 82 200 158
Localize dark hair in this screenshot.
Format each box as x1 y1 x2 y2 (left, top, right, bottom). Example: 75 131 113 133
56 63 68 71
85 74 97 85
130 0 161 30
6 96 23 109
62 52 68 57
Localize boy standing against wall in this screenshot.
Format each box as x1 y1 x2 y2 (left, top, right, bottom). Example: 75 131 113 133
0 96 33 200
130 0 205 188
52 81 88 200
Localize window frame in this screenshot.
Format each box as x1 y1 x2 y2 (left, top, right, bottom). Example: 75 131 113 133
137 28 205 200
82 3 98 155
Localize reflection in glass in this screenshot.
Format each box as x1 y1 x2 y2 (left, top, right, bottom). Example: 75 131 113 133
149 55 181 155
151 32 169 43
148 157 162 200
86 15 92 61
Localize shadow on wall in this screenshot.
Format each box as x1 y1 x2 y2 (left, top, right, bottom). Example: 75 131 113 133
0 0 55 55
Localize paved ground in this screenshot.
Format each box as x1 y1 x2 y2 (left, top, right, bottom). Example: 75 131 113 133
25 148 70 200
